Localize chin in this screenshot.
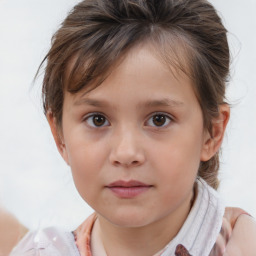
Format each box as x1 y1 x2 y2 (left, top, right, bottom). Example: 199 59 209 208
103 209 155 228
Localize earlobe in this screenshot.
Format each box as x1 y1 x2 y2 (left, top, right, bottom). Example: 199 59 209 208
200 104 230 161
46 111 70 165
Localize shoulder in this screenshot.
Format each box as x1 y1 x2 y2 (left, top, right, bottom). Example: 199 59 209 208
0 209 28 256
225 211 256 256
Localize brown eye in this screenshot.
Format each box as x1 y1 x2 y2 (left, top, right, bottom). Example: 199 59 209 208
86 114 109 127
146 113 172 127
153 115 166 126
93 115 106 126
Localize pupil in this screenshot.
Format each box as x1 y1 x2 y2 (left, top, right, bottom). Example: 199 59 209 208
153 115 166 126
93 115 105 126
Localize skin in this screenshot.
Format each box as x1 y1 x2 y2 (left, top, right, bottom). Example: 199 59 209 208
48 44 230 256
225 214 256 256
0 208 28 256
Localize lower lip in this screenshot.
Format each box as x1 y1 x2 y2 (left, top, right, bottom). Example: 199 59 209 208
108 186 151 198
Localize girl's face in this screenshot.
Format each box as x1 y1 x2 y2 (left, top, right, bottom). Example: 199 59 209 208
58 45 211 228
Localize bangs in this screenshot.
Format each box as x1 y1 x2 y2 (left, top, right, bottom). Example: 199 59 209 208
64 23 150 93
64 27 195 95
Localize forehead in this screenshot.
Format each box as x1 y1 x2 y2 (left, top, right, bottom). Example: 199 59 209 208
63 35 194 96
63 44 199 114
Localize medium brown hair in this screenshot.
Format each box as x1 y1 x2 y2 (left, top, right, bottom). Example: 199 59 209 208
40 0 230 189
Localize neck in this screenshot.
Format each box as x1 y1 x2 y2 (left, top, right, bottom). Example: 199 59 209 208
96 191 194 256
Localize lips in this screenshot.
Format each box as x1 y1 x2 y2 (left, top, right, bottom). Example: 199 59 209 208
106 180 152 198
108 180 150 187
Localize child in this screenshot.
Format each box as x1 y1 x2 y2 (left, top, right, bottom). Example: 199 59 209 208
9 0 256 255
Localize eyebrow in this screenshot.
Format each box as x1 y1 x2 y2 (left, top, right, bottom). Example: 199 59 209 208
74 98 184 109
139 98 184 108
74 98 109 107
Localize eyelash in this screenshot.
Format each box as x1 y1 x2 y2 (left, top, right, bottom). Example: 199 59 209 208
83 112 173 128
146 112 173 128
83 112 110 128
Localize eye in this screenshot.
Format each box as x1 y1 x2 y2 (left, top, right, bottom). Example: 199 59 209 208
84 113 110 127
146 113 172 127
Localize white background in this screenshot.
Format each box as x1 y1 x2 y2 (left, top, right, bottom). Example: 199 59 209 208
0 0 255 230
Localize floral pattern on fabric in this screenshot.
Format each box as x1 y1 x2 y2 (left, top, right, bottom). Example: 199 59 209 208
175 244 192 256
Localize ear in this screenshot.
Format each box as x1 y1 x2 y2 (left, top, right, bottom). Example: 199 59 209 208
200 104 230 161
47 111 70 165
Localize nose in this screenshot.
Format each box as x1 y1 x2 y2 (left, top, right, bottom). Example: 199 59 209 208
109 127 146 168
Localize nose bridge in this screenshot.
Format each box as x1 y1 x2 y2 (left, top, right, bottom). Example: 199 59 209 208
109 122 145 167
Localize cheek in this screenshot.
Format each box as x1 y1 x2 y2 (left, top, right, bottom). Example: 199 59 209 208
149 128 203 191
153 144 199 210
152 135 202 174
65 127 107 171
65 136 108 201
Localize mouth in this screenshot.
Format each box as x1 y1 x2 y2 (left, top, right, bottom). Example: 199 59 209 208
106 180 153 198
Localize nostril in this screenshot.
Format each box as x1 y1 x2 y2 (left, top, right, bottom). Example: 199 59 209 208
109 146 146 167
113 160 140 167
126 160 142 167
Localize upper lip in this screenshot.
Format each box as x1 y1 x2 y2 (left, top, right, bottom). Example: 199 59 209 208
107 180 151 187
